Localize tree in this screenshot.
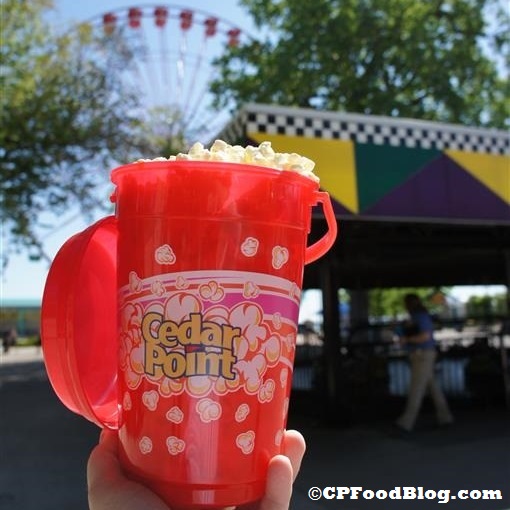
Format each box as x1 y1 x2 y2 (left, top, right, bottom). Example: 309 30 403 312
466 293 508 317
0 0 184 265
211 0 509 316
211 0 509 128
369 288 441 318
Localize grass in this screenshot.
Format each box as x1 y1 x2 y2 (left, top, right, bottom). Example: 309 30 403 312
15 336 41 347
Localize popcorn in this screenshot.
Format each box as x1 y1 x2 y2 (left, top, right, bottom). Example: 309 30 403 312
186 375 212 395
280 368 288 388
129 271 143 293
243 281 260 299
272 313 282 331
175 275 189 289
166 436 186 455
136 140 319 182
142 390 159 411
151 280 165 297
236 431 255 455
272 246 289 270
196 398 222 423
123 391 132 411
198 280 225 302
258 379 275 403
240 237 259 258
139 436 153 454
166 406 184 424
155 244 176 265
282 397 289 419
263 336 280 364
235 403 250 422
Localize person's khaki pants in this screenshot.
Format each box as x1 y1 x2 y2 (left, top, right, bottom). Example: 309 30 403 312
396 349 453 431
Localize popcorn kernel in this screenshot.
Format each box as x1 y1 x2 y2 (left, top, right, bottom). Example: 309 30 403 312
135 140 318 182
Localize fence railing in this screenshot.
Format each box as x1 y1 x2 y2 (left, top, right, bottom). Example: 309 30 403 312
291 334 508 407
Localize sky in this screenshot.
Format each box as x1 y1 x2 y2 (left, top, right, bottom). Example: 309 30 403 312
47 0 254 29
2 0 257 303
1 0 507 316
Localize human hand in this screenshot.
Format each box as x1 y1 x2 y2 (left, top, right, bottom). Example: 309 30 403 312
88 428 306 510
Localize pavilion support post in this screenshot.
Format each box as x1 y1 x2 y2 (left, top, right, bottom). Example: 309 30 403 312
319 255 346 426
349 290 370 340
500 250 510 409
505 250 510 317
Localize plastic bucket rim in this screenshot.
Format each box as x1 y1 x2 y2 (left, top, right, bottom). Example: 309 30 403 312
110 160 319 189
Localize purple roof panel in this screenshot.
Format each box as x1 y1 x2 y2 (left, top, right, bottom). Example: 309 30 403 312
363 155 510 222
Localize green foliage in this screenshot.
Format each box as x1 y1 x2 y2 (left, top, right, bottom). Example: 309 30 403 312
465 293 508 317
0 0 186 264
369 287 446 317
212 0 509 128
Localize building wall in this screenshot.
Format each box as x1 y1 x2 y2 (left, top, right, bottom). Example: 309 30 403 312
0 305 41 336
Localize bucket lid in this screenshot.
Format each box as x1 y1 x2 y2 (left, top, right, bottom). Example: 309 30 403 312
41 216 119 428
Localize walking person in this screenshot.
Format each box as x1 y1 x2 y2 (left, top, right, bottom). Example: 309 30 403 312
395 293 454 432
1 327 17 354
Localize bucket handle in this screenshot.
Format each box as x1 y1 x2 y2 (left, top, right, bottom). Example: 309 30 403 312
305 191 338 265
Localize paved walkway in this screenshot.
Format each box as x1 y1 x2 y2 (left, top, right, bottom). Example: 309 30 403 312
1 347 509 510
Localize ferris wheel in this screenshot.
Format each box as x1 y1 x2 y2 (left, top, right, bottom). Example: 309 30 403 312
35 5 250 258
78 4 250 147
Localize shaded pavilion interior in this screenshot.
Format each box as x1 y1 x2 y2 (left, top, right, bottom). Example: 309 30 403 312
220 103 510 290
304 219 510 289
219 103 510 420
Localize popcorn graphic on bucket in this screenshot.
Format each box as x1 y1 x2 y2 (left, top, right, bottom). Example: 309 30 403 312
41 140 337 509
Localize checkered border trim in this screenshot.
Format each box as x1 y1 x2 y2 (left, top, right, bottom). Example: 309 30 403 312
243 111 509 155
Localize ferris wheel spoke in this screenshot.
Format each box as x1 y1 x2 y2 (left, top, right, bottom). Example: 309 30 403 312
184 65 221 131
182 36 209 121
105 28 151 106
135 26 161 107
77 4 250 146
176 32 189 115
158 28 172 99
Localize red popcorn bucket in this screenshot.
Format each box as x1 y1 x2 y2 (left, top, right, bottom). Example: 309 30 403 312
41 160 337 509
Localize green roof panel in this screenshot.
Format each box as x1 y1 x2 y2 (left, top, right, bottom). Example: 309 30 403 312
351 144 440 212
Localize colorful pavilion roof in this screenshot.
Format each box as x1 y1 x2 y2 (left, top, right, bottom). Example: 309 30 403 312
219 104 510 224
